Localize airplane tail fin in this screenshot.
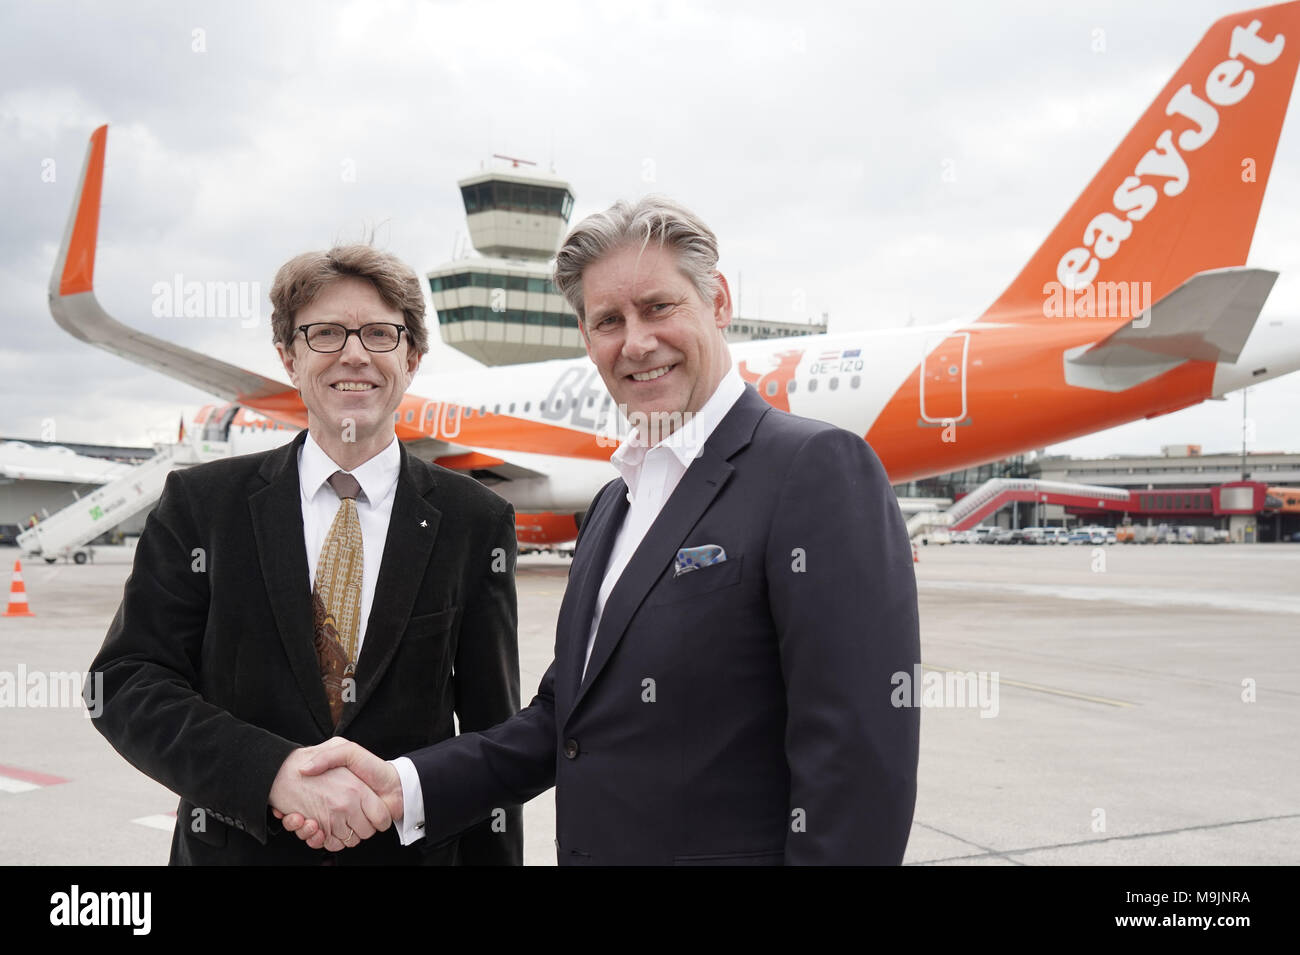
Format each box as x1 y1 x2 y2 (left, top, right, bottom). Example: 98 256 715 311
983 1 1300 322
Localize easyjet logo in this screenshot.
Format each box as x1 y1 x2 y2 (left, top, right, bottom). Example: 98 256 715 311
1055 18 1286 292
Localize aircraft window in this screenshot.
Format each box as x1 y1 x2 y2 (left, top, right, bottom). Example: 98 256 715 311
509 403 516 414
765 381 777 397
851 375 861 389
524 402 531 412
587 396 595 406
829 378 839 391
392 413 399 422
425 408 435 420
808 379 818 393
465 408 474 419
405 410 414 422
787 380 797 393
480 406 487 416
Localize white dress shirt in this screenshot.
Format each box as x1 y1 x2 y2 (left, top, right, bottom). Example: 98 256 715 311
391 366 747 846
582 366 746 676
298 432 401 654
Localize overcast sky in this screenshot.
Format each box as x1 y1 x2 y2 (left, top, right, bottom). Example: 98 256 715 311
2 0 1298 458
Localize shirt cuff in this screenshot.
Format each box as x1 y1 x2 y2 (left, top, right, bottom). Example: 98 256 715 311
390 756 426 846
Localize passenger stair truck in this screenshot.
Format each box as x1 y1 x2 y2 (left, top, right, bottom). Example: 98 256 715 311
17 441 229 563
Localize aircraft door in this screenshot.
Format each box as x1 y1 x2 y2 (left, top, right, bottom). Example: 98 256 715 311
919 332 969 423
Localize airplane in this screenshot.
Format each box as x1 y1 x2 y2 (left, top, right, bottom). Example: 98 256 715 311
46 1 1300 546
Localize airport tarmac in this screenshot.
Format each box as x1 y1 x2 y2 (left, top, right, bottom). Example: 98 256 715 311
1 541 1297 866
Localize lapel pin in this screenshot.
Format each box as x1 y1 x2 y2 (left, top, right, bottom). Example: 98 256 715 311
419 519 428 527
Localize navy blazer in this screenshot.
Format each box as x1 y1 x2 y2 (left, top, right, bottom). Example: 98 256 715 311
88 431 522 865
410 385 920 864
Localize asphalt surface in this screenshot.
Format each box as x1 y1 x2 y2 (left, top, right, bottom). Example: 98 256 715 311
2 541 1296 865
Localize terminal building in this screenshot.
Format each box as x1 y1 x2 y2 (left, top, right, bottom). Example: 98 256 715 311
896 445 1300 543
427 158 825 365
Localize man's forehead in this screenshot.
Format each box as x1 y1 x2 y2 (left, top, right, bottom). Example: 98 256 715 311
303 279 395 316
583 246 691 303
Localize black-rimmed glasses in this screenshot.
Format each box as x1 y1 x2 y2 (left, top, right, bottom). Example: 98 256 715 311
296 322 407 353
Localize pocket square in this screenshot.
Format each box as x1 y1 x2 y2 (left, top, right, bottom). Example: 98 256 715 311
675 544 727 577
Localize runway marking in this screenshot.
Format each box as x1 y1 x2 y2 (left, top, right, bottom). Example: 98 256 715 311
911 821 1026 866
0 764 70 792
925 638 1300 699
131 813 177 832
918 578 1300 615
910 811 1300 864
923 663 1136 708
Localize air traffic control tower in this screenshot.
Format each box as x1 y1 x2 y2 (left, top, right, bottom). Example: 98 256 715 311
428 157 827 365
428 158 581 365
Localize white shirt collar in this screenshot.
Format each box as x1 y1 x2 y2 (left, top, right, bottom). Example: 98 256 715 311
299 431 401 507
610 365 746 485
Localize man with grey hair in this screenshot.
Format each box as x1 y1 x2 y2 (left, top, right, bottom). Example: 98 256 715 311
285 198 921 864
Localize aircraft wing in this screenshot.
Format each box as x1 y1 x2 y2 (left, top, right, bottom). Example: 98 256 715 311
50 127 570 486
50 127 308 428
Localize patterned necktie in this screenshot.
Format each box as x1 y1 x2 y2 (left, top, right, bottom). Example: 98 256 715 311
313 471 363 726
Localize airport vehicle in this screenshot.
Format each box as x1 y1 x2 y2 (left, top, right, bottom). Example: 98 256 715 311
45 4 1300 545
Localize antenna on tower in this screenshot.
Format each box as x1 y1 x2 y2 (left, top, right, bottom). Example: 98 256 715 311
492 153 537 169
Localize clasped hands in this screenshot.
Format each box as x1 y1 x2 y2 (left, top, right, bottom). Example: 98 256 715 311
268 737 401 852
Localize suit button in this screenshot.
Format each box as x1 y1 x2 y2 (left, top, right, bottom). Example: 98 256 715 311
563 738 579 760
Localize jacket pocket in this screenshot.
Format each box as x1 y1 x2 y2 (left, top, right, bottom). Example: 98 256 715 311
405 605 458 635
647 554 743 606
673 846 783 865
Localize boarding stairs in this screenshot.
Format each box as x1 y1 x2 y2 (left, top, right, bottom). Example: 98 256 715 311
17 441 230 562
904 478 1131 539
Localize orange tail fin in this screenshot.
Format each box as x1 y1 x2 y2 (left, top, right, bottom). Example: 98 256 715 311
983 1 1300 322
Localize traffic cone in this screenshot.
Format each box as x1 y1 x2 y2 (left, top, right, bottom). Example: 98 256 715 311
4 560 36 617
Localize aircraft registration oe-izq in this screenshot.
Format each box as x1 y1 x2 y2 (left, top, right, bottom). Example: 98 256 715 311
46 2 1300 546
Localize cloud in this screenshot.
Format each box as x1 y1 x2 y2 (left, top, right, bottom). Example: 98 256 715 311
1 0 1296 456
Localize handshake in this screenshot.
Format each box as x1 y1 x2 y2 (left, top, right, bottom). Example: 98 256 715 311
267 737 403 852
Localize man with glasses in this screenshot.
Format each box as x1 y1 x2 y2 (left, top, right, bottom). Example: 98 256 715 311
87 245 522 865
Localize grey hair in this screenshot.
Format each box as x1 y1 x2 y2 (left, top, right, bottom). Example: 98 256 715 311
552 195 721 322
